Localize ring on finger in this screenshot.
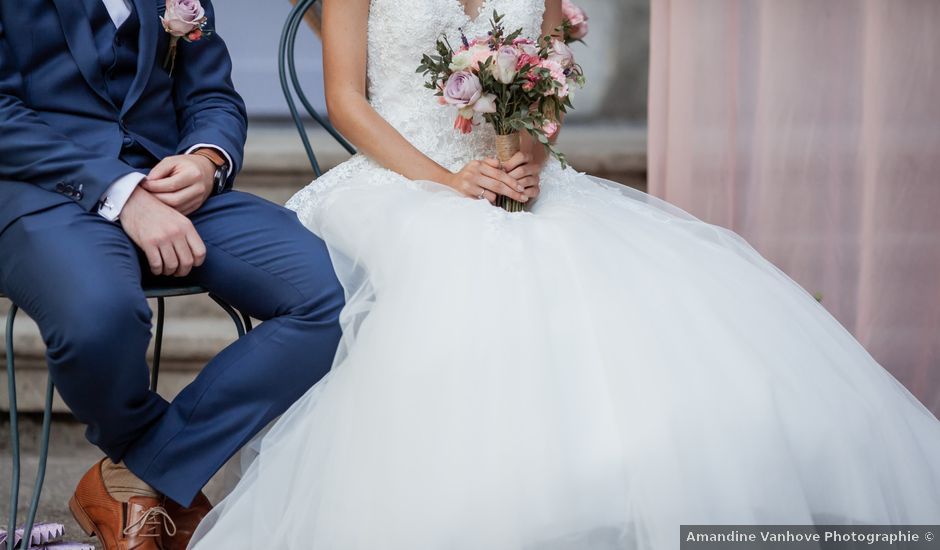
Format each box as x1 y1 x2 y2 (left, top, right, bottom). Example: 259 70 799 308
478 189 486 200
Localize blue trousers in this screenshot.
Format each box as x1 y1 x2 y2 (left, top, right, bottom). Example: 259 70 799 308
0 191 344 506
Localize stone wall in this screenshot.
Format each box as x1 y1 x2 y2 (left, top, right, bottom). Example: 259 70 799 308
566 0 649 123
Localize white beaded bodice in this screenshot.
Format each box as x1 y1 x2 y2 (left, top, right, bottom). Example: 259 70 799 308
366 0 545 171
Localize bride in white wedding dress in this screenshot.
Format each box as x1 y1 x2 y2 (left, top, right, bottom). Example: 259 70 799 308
190 0 940 548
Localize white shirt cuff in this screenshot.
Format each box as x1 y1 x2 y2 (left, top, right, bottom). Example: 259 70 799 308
186 144 233 180
98 172 146 221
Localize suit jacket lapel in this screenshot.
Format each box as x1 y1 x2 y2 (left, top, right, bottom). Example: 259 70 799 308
122 0 159 115
49 0 113 106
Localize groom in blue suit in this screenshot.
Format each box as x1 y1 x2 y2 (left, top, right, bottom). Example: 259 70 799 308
0 1 343 548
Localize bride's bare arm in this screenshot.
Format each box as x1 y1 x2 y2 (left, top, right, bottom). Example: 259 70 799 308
321 0 529 204
542 0 564 39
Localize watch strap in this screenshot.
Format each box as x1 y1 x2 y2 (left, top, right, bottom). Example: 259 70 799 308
191 148 227 169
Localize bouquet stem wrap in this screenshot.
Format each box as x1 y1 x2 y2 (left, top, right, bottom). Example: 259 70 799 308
495 132 525 212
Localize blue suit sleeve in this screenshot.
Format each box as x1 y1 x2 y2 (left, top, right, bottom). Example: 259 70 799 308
172 0 248 192
0 18 138 211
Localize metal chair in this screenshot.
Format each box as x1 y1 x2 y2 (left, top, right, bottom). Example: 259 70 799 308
280 0 356 175
3 286 250 550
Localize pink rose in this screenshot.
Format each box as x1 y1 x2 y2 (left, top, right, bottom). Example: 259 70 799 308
512 38 540 58
491 46 520 84
548 39 576 69
162 0 206 38
516 53 541 71
542 120 560 139
562 0 589 40
468 43 495 71
523 66 544 91
540 60 569 97
443 71 483 109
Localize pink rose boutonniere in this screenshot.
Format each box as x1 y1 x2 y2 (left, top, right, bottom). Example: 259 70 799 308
161 0 211 75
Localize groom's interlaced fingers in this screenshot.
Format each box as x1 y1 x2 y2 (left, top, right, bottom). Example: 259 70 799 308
0 0 346 549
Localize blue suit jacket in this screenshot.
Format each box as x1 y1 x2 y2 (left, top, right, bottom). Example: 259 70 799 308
0 0 247 234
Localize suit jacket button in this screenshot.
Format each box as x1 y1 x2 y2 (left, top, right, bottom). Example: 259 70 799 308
56 183 66 192
122 135 134 147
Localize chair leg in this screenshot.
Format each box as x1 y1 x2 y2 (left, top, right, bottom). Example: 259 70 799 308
18 379 53 550
151 297 165 392
6 305 19 550
208 294 246 338
5 306 54 550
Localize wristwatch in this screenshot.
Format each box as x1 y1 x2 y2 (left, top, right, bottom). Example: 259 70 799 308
191 148 231 194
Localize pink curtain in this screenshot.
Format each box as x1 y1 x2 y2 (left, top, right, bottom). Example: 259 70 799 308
649 0 940 416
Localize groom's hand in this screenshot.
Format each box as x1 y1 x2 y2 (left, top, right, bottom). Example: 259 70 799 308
141 154 216 216
121 186 207 277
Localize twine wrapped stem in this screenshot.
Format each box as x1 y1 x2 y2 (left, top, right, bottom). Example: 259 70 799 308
495 133 525 212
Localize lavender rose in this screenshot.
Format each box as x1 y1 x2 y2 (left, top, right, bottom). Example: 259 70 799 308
162 0 206 37
491 46 520 84
443 71 483 109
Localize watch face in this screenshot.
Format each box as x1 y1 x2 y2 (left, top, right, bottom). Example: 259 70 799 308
215 166 228 191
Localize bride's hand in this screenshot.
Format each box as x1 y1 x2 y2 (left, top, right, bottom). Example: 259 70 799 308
445 159 529 205
501 151 544 201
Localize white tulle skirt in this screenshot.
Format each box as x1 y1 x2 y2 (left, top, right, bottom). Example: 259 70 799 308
189 157 940 550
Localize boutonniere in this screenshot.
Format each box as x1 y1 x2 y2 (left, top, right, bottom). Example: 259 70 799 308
161 0 212 76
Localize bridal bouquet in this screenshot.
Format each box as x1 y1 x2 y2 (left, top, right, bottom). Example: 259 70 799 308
418 13 585 212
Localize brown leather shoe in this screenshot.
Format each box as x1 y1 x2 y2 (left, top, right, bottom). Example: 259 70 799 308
161 491 213 550
69 459 175 550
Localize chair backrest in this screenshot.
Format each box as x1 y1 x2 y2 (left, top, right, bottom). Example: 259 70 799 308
279 0 357 177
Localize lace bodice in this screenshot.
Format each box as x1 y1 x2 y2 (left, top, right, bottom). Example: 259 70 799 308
367 0 545 171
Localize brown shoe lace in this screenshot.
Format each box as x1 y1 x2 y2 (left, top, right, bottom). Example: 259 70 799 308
123 506 178 538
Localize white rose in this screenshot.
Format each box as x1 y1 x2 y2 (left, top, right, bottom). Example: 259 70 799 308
473 93 498 114
449 50 474 71
491 46 520 84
